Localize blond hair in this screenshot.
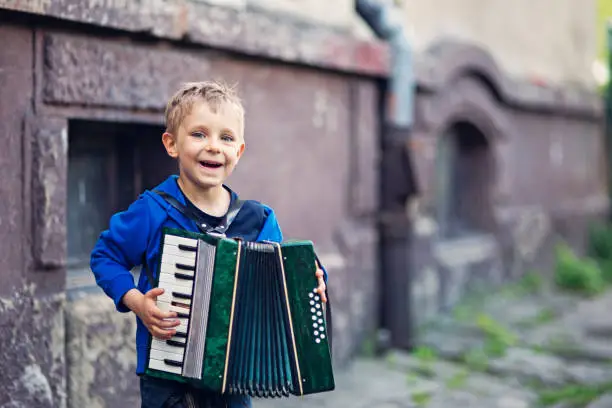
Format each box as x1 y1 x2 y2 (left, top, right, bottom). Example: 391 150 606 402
164 80 245 135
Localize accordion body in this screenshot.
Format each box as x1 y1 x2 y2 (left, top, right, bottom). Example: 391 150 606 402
144 227 335 397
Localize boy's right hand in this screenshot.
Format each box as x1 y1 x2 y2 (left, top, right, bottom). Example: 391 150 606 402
122 288 180 340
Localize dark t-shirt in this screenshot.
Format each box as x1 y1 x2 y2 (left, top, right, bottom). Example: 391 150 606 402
177 183 267 241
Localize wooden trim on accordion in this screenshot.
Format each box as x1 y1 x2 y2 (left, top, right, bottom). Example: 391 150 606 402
273 242 304 396
221 239 242 394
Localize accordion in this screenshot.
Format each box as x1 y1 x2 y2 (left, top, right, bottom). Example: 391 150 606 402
144 227 335 397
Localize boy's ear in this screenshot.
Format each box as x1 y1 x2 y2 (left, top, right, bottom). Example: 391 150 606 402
162 132 178 158
236 142 245 160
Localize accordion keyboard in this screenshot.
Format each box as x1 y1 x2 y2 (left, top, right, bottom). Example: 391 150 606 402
148 234 216 378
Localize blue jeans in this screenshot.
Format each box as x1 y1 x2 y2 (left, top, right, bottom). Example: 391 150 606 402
140 376 252 408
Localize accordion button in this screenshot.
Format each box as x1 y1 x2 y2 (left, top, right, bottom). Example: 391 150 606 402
313 323 318 328
318 319 323 324
321 334 326 339
308 293 314 298
312 316 316 321
316 339 321 344
317 311 322 316
314 331 319 336
311 308 316 313
316 304 320 309
310 301 315 306
314 296 320 301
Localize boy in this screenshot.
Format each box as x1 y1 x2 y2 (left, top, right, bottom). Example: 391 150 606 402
90 80 328 408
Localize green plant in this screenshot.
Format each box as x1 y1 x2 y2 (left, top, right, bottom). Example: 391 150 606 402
445 369 469 390
538 382 612 406
463 348 489 372
411 391 432 406
413 346 438 364
412 346 438 378
476 313 517 357
554 243 605 296
587 224 612 282
516 307 556 329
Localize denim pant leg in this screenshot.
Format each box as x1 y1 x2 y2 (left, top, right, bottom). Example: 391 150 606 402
140 376 187 408
140 376 253 408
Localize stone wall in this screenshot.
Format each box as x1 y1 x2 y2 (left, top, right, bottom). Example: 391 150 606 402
0 4 386 406
406 41 606 329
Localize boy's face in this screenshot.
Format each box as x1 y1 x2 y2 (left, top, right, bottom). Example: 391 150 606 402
162 100 245 191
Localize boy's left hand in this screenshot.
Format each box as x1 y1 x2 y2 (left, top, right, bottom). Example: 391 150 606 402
315 264 327 303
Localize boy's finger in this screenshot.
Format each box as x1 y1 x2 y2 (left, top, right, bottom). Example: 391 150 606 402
145 287 164 299
318 288 327 303
152 308 178 320
157 318 181 329
315 269 324 278
152 327 176 340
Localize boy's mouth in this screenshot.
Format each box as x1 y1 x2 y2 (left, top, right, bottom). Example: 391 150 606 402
199 160 223 169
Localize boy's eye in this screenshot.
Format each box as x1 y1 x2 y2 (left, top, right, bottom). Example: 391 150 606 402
191 131 206 138
221 134 235 142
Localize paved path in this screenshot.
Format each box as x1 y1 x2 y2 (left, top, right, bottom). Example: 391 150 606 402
257 283 612 408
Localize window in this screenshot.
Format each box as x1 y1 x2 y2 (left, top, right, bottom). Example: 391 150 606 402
435 121 495 239
66 120 174 297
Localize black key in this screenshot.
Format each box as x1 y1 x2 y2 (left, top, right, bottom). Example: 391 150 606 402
172 292 192 300
178 244 197 252
164 359 183 367
176 312 190 319
166 339 186 348
174 332 187 338
175 263 195 271
174 272 194 280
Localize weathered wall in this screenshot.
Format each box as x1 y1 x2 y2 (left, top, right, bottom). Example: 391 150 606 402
401 0 598 87
0 3 386 405
0 23 67 408
227 0 600 87
406 41 606 328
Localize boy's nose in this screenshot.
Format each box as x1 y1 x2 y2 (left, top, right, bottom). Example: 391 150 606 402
204 141 221 153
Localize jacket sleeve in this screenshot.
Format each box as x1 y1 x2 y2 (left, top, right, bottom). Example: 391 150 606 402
90 196 151 313
258 208 328 283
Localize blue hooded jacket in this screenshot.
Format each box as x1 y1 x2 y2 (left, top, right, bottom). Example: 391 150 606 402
90 175 319 374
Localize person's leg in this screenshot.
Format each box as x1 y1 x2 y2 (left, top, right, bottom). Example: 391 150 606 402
140 376 189 408
189 387 252 408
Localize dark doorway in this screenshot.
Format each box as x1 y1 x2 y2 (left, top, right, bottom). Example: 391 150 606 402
436 121 495 239
66 119 175 295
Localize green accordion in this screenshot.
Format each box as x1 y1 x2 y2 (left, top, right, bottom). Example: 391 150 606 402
144 227 335 397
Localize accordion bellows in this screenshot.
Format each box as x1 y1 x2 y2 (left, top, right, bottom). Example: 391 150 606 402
144 228 335 397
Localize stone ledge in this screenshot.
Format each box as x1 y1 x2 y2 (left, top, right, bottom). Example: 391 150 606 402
415 40 602 118
1 0 389 76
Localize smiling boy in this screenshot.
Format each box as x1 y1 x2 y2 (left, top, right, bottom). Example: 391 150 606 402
90 80 327 408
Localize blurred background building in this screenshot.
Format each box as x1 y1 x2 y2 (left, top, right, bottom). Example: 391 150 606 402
0 0 607 407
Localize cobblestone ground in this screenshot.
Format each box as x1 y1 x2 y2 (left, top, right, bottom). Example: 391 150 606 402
256 280 612 408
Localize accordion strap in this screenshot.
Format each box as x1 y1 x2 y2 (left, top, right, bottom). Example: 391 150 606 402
141 190 244 288
153 190 244 235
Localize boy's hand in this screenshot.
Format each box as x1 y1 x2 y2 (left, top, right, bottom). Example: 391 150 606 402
315 264 327 303
123 288 180 340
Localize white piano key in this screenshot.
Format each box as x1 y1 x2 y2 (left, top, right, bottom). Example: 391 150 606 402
158 290 192 306
176 319 188 332
160 263 195 278
157 301 191 316
159 272 194 289
151 338 186 356
149 348 184 363
162 243 197 261
161 253 196 269
164 235 199 247
148 358 183 375
159 316 189 332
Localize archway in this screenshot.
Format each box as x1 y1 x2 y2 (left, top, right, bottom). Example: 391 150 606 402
435 121 496 239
